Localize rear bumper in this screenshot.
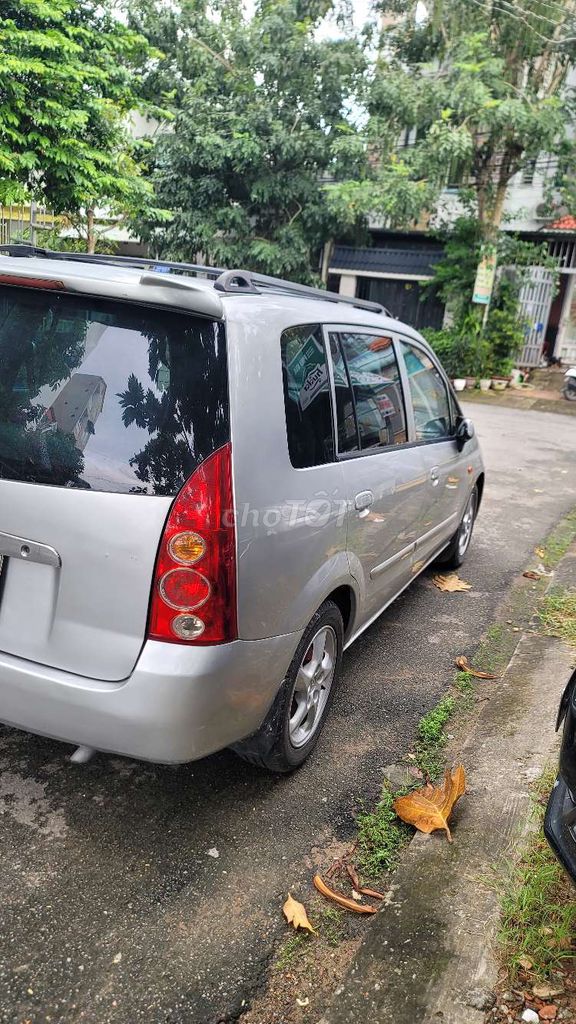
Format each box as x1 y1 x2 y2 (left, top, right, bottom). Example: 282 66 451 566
0 633 301 763
544 774 576 884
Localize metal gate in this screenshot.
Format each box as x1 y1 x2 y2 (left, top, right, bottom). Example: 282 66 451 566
518 266 555 367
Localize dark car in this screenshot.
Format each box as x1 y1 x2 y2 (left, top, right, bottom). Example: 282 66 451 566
544 667 576 882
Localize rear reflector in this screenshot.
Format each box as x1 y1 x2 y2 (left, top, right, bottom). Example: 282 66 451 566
147 443 237 645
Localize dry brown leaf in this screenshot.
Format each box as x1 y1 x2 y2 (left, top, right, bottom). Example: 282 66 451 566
533 985 563 999
454 655 498 680
393 765 466 842
432 573 472 593
523 570 543 581
359 885 386 901
518 956 533 971
282 893 316 933
313 874 377 914
345 863 360 889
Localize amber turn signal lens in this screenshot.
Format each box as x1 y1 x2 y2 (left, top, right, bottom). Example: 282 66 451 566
168 531 206 565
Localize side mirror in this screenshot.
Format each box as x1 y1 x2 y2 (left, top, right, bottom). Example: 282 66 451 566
456 417 475 451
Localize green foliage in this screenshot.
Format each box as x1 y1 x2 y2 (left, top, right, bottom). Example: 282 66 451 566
0 0 162 240
415 695 456 779
539 588 576 648
498 769 576 980
129 0 367 280
343 2 576 239
423 218 560 377
484 277 525 377
357 789 407 879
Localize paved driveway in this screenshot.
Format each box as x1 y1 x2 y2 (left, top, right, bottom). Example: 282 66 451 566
0 405 575 1024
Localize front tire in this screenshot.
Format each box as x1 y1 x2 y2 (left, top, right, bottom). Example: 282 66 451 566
563 384 576 402
435 487 478 570
232 601 343 773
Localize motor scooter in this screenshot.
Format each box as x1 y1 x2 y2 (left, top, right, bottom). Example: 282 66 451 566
563 366 576 401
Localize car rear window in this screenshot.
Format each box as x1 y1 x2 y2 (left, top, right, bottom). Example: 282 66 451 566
0 285 228 495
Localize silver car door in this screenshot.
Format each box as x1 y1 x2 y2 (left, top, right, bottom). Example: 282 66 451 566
397 337 469 569
325 326 430 628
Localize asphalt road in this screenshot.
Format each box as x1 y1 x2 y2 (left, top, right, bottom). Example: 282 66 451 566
0 404 575 1024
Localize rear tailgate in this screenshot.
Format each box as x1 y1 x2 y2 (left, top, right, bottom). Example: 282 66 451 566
0 285 228 681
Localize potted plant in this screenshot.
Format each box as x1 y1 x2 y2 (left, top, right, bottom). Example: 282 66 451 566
490 358 512 390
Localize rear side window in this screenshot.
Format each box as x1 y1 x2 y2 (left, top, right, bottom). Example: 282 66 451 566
0 286 228 495
281 325 334 468
400 341 452 441
330 331 407 451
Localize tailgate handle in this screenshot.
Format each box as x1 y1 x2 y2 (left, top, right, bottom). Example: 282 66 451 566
0 530 61 568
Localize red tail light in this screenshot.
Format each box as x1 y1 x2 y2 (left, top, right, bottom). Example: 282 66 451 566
147 443 237 645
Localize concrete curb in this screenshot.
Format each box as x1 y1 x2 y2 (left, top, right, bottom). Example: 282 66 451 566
462 391 576 417
318 558 576 1024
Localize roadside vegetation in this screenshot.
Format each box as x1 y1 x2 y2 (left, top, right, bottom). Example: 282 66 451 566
540 589 576 648
498 770 576 981
244 514 576 1024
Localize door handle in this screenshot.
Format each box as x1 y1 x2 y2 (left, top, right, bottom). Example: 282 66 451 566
429 467 440 487
354 490 374 517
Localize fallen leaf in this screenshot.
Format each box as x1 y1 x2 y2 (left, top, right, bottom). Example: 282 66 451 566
454 655 498 679
344 863 385 900
518 956 534 971
535 547 546 559
351 888 362 902
282 893 316 934
313 874 377 914
524 570 543 581
393 766 466 842
359 885 386 900
533 986 561 1000
539 1005 558 1020
296 997 309 1007
346 863 360 889
432 573 472 593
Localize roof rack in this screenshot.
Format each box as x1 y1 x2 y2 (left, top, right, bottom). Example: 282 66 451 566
0 243 390 317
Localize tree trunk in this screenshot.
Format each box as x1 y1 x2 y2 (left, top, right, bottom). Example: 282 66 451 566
86 208 96 254
320 239 334 286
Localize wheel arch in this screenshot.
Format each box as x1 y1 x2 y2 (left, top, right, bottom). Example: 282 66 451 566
323 584 357 644
475 472 485 511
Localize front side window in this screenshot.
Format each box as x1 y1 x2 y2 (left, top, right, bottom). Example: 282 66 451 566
281 325 334 468
400 341 453 441
330 332 408 452
0 286 228 495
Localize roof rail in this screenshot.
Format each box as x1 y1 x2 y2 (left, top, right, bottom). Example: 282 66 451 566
0 243 391 316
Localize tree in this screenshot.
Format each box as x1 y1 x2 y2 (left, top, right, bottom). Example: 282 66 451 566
0 0 161 251
129 0 367 281
331 0 576 243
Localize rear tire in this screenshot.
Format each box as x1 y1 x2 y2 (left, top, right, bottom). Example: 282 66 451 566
435 487 478 570
232 601 343 773
563 385 576 402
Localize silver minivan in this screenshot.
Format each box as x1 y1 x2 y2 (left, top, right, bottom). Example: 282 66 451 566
0 249 484 772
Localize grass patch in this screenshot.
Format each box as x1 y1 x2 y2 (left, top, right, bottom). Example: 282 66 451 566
473 622 515 675
498 770 576 980
454 670 474 694
356 789 407 879
415 694 456 779
274 931 310 970
314 904 346 947
539 588 576 647
540 510 576 568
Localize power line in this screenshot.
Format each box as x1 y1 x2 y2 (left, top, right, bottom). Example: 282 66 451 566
492 0 565 28
466 0 556 43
